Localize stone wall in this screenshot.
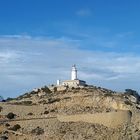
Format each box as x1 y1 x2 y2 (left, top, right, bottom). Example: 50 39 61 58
57 110 132 128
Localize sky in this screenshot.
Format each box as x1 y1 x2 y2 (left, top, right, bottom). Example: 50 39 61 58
0 0 140 98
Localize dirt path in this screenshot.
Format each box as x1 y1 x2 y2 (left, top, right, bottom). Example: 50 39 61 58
0 116 57 123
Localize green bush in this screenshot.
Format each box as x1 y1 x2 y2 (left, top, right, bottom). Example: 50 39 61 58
44 111 49 114
71 87 75 90
9 124 21 131
6 112 16 119
5 123 10 127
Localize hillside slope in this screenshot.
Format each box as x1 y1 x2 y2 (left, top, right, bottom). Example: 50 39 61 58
0 85 140 140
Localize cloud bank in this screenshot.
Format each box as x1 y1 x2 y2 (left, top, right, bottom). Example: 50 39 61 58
0 35 140 98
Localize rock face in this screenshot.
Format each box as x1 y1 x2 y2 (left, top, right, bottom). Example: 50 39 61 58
0 85 140 140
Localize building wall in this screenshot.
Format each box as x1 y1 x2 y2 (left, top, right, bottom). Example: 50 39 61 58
62 80 86 87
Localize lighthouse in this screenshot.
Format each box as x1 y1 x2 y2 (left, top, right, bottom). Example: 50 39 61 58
59 65 86 87
71 65 77 80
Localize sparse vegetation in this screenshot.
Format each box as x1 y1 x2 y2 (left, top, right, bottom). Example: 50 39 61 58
50 109 55 112
44 111 49 114
75 87 80 90
31 126 44 135
19 101 33 105
5 123 10 127
23 101 32 105
27 112 33 115
41 86 52 93
30 91 37 95
63 97 71 100
16 87 51 100
0 85 140 139
136 106 140 109
124 100 133 106
125 89 140 99
9 124 21 131
6 97 14 101
0 106 3 112
104 93 113 97
17 93 31 100
53 87 57 92
6 112 16 119
10 100 33 105
3 131 8 134
38 100 47 104
0 136 8 140
71 87 75 90
47 98 60 104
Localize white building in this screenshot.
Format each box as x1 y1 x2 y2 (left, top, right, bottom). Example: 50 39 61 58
58 65 86 87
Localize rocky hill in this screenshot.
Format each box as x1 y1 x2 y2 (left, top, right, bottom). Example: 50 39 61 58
0 85 140 140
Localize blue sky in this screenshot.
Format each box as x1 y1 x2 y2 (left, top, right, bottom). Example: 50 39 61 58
1 0 140 98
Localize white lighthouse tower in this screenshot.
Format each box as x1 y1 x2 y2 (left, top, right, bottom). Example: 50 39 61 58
71 65 77 80
61 65 86 87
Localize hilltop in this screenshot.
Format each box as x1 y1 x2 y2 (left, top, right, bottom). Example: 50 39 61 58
0 85 140 140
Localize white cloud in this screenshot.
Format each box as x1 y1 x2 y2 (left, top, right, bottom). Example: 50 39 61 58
0 34 32 39
0 51 20 64
0 35 140 98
